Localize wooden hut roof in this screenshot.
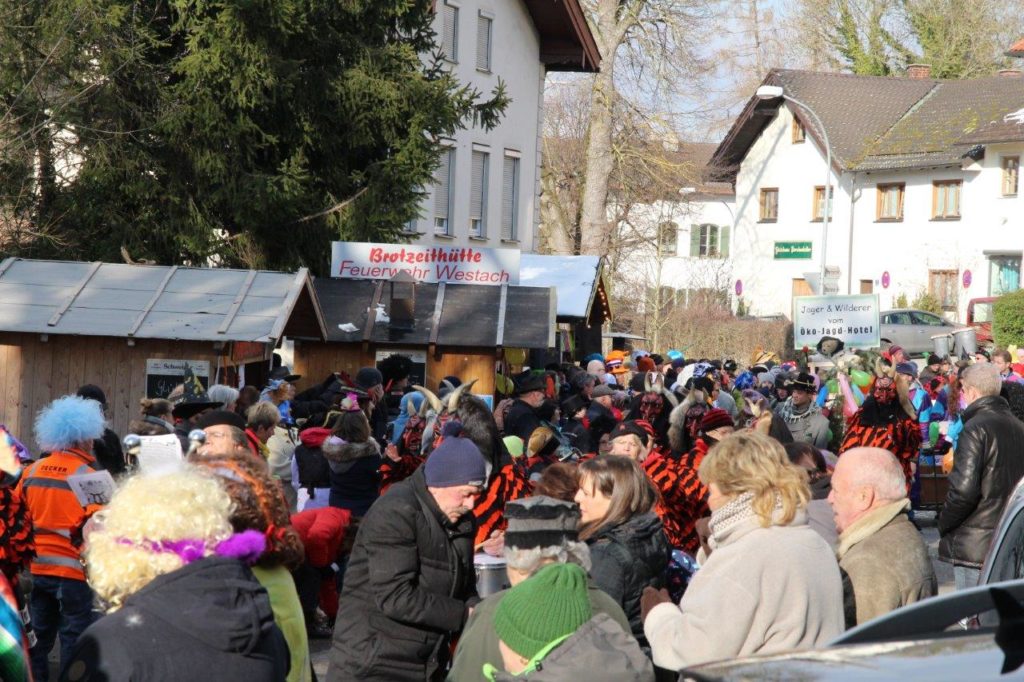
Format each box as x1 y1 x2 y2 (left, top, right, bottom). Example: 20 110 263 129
0 258 326 342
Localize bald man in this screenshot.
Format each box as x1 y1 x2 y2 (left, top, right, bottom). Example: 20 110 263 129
830 447 936 627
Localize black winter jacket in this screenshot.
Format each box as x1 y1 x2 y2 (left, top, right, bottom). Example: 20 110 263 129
323 438 382 517
62 558 289 682
328 466 478 681
939 395 1024 567
586 511 669 647
504 399 542 442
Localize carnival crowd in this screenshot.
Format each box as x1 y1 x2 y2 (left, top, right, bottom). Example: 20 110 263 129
1 341 1023 681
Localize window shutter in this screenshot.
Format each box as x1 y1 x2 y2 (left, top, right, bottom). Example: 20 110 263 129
443 4 458 61
502 156 518 240
470 151 487 236
689 225 701 257
476 15 491 70
434 149 452 233
719 224 730 257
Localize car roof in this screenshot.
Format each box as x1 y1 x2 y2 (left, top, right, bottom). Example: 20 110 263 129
682 634 1003 681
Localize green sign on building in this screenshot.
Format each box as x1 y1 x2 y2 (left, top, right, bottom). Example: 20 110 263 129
774 241 813 259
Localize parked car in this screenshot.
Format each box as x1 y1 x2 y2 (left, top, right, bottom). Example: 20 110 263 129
967 297 998 347
880 308 959 355
680 580 1024 680
679 477 1024 680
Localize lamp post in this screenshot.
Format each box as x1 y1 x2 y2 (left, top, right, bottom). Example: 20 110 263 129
755 85 833 296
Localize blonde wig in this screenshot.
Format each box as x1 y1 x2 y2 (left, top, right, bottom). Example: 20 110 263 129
698 430 809 527
85 467 235 611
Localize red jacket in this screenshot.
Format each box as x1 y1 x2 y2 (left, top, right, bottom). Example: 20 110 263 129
290 507 351 567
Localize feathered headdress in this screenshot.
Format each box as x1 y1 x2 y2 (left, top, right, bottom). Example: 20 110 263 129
35 395 106 452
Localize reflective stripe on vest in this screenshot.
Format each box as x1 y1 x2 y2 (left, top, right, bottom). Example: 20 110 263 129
35 527 72 539
33 555 82 570
20 477 71 491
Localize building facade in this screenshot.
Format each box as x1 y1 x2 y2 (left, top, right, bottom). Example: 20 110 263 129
711 68 1024 323
404 0 598 254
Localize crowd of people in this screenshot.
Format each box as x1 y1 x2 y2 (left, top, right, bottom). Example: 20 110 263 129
0 340 1022 681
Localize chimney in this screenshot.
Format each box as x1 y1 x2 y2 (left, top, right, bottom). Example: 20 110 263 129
387 271 417 333
998 69 1022 77
907 64 932 79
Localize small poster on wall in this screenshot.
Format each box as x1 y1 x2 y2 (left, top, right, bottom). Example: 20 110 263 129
146 359 210 399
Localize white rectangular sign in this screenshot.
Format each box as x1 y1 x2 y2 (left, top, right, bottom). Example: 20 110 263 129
331 242 520 286
793 294 880 349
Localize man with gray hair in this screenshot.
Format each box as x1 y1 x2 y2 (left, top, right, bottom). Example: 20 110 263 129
830 447 936 627
448 496 630 681
940 362 1024 590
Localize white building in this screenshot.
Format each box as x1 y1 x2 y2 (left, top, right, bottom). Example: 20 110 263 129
707 67 1024 323
404 1 598 254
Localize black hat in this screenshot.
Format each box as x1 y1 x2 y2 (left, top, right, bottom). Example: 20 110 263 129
561 394 587 416
786 372 817 393
927 354 942 366
723 359 738 373
609 421 649 447
171 367 222 419
516 372 546 395
76 384 107 408
504 496 580 550
628 373 646 393
355 367 384 390
269 366 301 383
195 409 247 431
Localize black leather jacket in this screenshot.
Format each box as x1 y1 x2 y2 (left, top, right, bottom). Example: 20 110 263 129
939 395 1024 567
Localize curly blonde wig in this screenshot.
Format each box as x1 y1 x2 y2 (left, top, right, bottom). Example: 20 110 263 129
698 431 809 527
85 467 235 611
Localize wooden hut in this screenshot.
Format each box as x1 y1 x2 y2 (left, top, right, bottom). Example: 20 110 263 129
0 258 325 444
293 277 556 398
519 254 611 361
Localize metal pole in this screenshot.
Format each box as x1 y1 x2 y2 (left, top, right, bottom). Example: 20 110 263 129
784 94 833 295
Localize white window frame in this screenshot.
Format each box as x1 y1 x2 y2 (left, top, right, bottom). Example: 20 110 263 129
434 147 455 236
476 10 493 72
470 146 489 239
501 150 521 242
442 1 459 63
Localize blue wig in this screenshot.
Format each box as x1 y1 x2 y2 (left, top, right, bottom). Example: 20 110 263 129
35 395 105 452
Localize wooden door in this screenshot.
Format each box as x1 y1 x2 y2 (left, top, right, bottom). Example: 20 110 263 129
792 278 814 297
860 279 873 294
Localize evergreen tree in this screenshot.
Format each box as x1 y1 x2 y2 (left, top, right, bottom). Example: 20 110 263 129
0 0 507 273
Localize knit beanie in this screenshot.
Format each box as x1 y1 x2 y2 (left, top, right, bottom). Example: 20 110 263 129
504 496 580 551
423 422 486 487
636 356 657 373
700 408 734 433
494 563 591 660
355 367 384 390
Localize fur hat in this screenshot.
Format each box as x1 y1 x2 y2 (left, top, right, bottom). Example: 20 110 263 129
636 356 657 373
504 496 580 550
35 395 106 452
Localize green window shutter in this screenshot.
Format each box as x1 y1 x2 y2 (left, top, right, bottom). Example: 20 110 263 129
719 224 730 258
689 225 701 257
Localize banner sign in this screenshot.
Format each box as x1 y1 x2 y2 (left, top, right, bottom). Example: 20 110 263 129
774 241 813 259
793 294 880 349
331 242 520 286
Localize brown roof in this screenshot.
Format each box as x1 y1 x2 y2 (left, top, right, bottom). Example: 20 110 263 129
522 0 600 73
1008 38 1024 57
712 69 1024 176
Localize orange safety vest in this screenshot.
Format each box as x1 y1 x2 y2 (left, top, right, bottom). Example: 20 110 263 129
15 449 103 581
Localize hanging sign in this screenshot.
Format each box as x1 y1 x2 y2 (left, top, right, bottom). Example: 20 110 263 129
146 360 210 399
881 271 891 289
774 241 813 259
735 279 743 296
963 270 972 288
331 242 520 286
793 294 881 349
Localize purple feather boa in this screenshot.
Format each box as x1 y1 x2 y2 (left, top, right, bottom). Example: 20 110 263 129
117 529 266 566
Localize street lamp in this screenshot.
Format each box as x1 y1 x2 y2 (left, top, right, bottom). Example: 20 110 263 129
755 84 833 296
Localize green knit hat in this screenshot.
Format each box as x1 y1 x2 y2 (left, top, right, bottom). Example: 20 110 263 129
493 563 592 661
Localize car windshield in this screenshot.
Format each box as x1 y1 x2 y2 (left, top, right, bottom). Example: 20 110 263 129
973 303 994 323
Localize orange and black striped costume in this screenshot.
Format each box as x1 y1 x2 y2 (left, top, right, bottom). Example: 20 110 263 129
472 459 531 546
379 454 424 495
0 485 33 586
840 409 921 491
644 439 710 555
